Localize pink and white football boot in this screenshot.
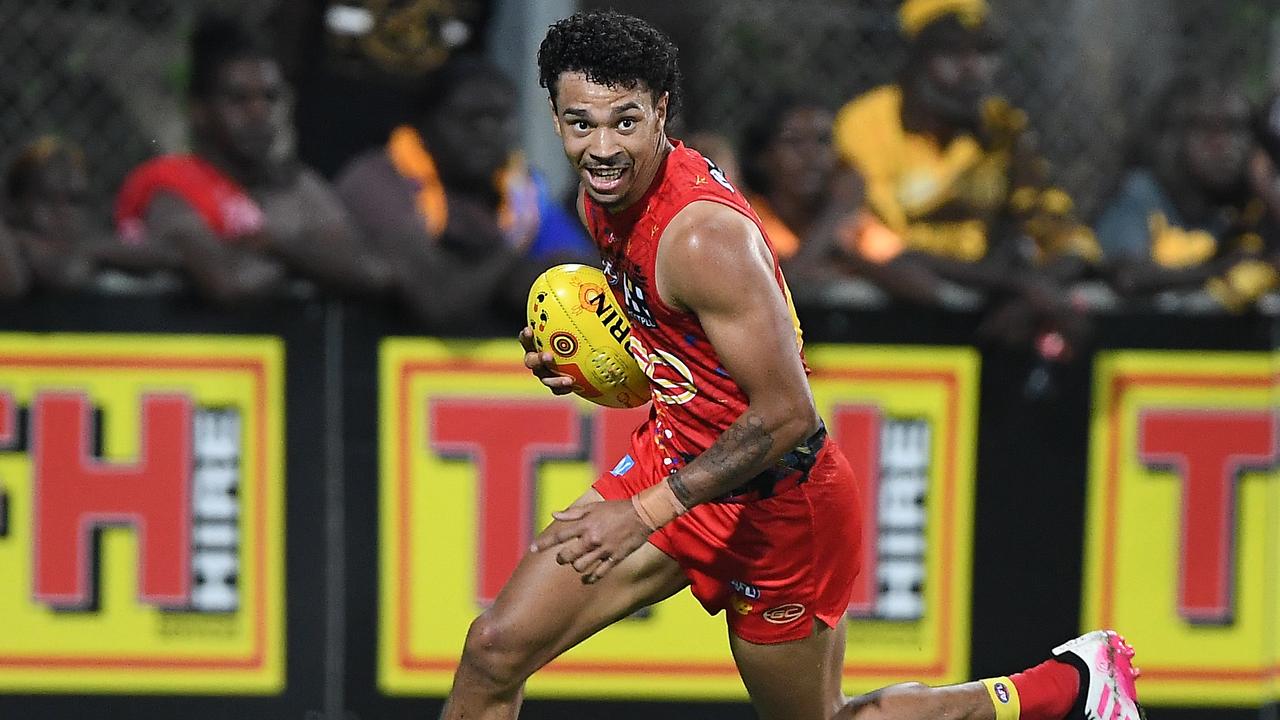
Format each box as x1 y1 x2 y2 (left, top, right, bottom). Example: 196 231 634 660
1052 630 1145 720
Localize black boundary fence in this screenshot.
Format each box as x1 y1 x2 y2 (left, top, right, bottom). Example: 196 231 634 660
0 294 1273 720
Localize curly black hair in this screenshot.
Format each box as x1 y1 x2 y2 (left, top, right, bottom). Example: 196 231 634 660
537 10 682 119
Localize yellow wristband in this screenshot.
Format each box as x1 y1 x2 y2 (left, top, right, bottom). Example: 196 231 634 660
980 677 1021 720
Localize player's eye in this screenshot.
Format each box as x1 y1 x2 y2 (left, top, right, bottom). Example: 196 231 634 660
618 118 636 131
572 121 591 132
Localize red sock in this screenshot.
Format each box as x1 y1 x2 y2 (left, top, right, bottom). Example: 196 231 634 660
1009 659 1080 720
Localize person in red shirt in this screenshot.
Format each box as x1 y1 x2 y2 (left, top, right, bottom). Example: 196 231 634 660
115 14 390 305
441 11 1144 720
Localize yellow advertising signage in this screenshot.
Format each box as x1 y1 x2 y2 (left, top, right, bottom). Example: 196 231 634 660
380 339 977 698
1083 351 1279 706
0 334 285 694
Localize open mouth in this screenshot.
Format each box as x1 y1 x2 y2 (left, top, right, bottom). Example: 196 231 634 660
584 165 629 194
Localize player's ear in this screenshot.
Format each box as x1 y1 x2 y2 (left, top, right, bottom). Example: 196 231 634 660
548 97 563 138
656 92 669 132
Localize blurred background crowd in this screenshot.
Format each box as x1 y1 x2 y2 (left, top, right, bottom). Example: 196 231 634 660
2 0 1278 349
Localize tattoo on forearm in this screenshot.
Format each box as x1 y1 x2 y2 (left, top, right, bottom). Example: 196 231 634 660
668 412 774 507
668 472 695 508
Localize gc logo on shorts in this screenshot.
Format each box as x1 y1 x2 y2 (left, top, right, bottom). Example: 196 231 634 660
762 603 806 624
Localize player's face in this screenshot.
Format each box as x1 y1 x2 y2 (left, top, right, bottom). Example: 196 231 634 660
551 72 669 211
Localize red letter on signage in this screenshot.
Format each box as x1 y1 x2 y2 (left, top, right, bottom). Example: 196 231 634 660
431 399 580 605
833 406 880 617
34 393 193 609
1139 410 1275 624
0 391 15 447
0 391 11 538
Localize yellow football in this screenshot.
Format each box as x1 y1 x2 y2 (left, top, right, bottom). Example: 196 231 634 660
527 264 650 409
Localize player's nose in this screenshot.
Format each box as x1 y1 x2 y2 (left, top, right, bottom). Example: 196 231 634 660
589 129 623 162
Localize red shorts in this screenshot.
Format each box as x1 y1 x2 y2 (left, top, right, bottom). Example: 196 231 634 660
593 441 862 644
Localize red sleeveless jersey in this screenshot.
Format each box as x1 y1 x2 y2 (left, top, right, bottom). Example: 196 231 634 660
583 140 806 483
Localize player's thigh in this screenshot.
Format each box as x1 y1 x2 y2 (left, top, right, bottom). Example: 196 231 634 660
728 619 847 720
472 489 689 668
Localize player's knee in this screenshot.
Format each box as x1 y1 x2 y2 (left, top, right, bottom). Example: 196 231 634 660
458 612 535 692
885 681 930 698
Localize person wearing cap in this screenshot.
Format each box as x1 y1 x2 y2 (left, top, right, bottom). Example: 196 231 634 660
832 0 1098 346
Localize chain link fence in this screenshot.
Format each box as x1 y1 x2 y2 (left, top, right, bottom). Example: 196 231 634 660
591 0 1279 219
0 0 276 213
2 0 1276 221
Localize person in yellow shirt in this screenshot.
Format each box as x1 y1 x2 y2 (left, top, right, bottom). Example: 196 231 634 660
833 0 1097 346
1097 76 1279 312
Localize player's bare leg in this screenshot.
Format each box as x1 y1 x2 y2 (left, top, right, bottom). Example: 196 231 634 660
728 619 848 720
836 681 993 719
440 490 689 720
834 630 1145 720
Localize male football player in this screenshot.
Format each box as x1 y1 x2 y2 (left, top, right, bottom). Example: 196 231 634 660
440 11 1144 720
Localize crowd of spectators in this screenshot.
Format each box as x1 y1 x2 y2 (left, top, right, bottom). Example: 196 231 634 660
0 2 1277 343
685 0 1280 357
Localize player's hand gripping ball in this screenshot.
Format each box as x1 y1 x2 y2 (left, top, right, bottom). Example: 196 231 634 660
527 264 650 408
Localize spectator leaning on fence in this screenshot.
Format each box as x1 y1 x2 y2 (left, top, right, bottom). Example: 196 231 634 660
114 14 392 306
4 136 97 293
737 96 948 303
335 54 594 333
6 135 183 294
832 0 1100 346
1096 76 1279 312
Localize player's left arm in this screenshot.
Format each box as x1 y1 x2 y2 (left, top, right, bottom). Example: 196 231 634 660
653 201 821 506
531 201 820 582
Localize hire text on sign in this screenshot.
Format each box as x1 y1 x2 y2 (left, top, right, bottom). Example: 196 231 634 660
0 334 285 693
